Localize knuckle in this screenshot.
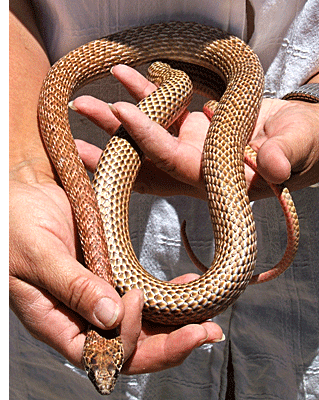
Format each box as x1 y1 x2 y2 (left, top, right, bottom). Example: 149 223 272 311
67 274 98 314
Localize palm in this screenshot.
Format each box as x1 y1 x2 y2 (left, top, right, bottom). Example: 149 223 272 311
137 97 319 197
49 65 318 370
10 176 223 373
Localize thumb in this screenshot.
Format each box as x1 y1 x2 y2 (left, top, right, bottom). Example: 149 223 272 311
11 227 125 330
253 99 319 186
75 139 102 173
256 138 292 184
44 253 125 330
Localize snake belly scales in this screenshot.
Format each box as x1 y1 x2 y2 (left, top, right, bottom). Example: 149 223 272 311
37 22 300 395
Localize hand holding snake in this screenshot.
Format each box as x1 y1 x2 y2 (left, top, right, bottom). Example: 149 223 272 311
11 15 319 394
75 64 319 200
72 63 318 390
10 63 318 376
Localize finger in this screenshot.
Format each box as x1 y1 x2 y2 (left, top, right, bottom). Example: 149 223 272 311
23 244 124 330
170 273 200 284
10 187 124 330
69 65 157 135
108 102 205 186
135 159 206 198
10 277 86 369
70 96 120 135
119 289 144 362
256 138 292 184
111 64 157 101
75 138 206 198
256 111 319 185
109 101 181 173
122 321 224 375
75 139 102 173
251 100 319 186
14 251 124 331
244 163 274 201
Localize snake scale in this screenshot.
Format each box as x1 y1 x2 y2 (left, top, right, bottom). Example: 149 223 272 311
37 22 299 395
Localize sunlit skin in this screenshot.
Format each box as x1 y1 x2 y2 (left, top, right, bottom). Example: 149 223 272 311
10 3 319 375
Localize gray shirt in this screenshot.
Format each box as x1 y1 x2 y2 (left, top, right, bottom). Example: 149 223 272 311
10 1 319 399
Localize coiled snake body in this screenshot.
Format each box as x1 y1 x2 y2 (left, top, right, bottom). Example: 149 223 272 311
38 22 299 395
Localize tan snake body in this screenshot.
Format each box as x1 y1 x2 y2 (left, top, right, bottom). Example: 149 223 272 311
37 22 299 394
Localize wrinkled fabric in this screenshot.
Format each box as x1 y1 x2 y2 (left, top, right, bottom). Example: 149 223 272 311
31 0 247 63
10 1 319 399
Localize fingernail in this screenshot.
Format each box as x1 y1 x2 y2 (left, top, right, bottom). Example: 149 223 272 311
285 171 291 181
198 332 225 347
213 333 226 343
110 66 114 75
94 298 120 328
68 100 78 111
108 103 120 119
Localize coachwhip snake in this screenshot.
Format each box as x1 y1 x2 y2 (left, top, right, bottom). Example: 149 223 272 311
37 22 299 395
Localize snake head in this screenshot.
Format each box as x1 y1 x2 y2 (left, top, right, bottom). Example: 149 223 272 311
83 328 124 395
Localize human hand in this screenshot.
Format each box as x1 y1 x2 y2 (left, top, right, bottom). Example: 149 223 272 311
9 169 223 373
9 170 125 369
120 274 224 375
9 7 223 381
73 65 319 201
